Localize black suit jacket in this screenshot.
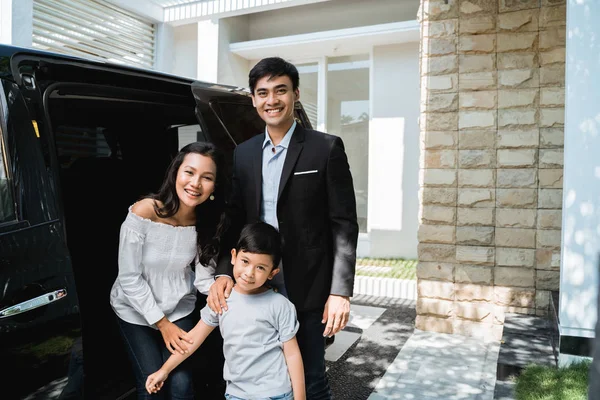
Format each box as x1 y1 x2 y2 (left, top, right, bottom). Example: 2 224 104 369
217 124 359 311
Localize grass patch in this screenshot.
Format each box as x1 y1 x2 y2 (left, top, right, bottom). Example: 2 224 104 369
515 361 590 400
355 258 417 280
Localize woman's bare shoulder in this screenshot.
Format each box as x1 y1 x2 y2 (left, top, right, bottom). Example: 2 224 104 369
131 198 160 221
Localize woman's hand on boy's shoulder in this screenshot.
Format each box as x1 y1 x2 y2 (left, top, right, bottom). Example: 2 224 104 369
207 276 234 314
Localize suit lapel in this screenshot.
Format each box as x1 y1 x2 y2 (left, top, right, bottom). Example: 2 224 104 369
252 134 264 216
278 124 305 200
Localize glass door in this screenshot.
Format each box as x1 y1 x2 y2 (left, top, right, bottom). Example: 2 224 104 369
326 55 370 233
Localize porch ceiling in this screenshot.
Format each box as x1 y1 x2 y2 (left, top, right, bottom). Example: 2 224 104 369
141 0 335 24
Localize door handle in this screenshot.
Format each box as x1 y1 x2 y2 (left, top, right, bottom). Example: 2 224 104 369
0 289 67 319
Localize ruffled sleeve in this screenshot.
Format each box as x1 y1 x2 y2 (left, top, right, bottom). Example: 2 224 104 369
116 211 165 325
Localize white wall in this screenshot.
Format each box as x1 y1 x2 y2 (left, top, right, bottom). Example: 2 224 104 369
0 0 33 47
217 16 250 87
171 23 198 79
366 42 420 259
0 0 11 45
559 0 600 362
248 0 419 40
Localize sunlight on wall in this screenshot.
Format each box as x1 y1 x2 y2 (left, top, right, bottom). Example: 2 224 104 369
559 0 600 335
368 117 405 231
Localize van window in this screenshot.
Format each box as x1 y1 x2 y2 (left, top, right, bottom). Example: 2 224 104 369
176 124 204 150
214 101 266 145
56 126 112 167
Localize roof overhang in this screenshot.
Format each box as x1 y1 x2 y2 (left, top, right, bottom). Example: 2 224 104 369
229 20 420 61
163 0 333 25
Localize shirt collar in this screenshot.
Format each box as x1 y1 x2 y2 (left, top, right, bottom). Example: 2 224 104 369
262 120 297 150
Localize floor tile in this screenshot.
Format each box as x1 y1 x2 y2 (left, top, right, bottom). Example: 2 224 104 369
348 304 387 330
325 331 361 362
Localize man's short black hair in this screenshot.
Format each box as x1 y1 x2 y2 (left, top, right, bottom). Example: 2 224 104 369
235 222 283 268
249 57 300 94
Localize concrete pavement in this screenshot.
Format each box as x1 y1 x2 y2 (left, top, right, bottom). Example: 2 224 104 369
328 295 501 400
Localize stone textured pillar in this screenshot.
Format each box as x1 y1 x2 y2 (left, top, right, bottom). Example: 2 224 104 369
417 0 565 340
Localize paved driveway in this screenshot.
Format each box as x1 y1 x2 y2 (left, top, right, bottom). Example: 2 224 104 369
327 295 417 399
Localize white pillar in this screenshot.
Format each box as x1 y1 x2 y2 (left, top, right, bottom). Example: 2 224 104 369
317 56 327 133
216 17 249 87
154 23 175 74
559 0 600 365
196 19 220 83
0 0 33 47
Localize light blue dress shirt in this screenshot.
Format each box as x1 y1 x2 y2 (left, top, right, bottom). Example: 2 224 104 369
260 120 296 297
260 120 296 229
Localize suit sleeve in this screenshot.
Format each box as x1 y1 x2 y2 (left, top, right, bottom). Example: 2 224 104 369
216 147 245 277
326 136 359 297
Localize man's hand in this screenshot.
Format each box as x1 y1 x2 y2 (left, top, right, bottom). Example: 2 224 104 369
321 295 350 338
156 317 193 355
207 276 234 314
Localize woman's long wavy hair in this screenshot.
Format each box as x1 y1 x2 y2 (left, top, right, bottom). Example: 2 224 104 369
147 141 228 266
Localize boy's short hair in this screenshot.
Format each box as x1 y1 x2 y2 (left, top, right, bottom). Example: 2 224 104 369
235 222 283 268
248 57 299 94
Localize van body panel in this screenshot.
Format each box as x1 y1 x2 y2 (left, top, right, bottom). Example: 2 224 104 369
0 77 81 399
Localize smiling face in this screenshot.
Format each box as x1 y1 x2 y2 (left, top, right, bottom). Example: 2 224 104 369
175 153 216 210
231 249 279 295
251 74 299 133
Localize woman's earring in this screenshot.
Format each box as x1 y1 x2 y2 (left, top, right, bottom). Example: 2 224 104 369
210 194 215 201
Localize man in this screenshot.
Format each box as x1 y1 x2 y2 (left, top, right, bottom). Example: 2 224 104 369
208 57 358 399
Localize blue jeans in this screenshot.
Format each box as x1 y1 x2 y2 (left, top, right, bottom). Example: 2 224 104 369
116 313 197 399
225 390 293 400
297 309 331 400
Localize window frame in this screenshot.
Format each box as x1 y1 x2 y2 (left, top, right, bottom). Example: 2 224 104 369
0 80 18 226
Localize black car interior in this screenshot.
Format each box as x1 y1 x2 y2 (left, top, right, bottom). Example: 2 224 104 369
43 83 206 396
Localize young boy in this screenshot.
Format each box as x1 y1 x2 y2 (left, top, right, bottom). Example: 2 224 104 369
145 222 306 400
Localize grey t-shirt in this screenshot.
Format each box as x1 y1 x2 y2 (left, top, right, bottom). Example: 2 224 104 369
201 288 299 399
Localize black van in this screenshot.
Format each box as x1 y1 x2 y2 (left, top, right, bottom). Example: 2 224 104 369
0 44 311 400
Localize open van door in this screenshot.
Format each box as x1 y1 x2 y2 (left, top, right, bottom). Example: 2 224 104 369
0 49 199 399
0 74 82 399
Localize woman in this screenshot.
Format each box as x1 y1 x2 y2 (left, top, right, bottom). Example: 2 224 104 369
110 141 227 399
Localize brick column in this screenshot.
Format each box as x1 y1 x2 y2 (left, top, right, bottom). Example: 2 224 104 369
417 0 565 340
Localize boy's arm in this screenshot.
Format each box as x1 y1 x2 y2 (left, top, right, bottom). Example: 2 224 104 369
145 320 216 393
282 336 305 400
162 320 216 372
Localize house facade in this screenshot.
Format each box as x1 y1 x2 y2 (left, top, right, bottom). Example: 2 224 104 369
0 0 422 259
1 0 598 365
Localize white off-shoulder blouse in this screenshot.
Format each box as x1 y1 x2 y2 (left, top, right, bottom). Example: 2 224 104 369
110 207 215 327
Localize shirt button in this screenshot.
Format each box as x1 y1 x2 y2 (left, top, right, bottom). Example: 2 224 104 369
272 147 276 153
